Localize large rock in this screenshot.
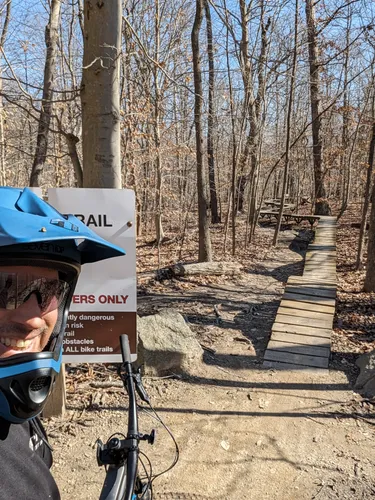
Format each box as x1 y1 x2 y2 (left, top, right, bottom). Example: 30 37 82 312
355 350 375 397
137 309 203 376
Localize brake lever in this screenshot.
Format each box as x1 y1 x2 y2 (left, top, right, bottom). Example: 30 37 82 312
134 367 150 404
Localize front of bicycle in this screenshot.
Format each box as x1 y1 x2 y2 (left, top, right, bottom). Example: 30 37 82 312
97 334 178 500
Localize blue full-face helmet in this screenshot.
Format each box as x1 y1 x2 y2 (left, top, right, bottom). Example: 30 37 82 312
0 187 125 423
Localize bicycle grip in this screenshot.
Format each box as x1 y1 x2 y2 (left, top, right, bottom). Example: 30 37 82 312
120 334 132 364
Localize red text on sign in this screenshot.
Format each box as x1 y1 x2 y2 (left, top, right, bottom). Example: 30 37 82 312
73 294 96 304
72 294 129 304
98 295 128 304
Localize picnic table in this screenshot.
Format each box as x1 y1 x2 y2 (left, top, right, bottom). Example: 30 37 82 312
259 211 320 228
263 200 296 212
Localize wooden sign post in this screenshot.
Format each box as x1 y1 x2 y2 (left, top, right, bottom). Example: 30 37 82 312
43 364 66 418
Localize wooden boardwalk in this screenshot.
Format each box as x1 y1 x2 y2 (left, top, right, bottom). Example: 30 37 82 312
263 216 337 372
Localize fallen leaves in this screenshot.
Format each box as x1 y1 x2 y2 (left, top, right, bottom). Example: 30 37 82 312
333 209 375 362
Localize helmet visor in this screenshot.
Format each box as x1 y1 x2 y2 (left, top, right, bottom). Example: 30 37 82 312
0 272 70 315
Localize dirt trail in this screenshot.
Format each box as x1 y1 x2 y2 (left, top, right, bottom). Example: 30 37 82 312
46 229 375 499
49 363 375 500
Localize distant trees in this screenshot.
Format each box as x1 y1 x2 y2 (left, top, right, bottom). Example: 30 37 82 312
0 0 375 271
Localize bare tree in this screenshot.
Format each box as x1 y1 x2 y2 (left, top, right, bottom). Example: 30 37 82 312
29 0 61 187
204 0 220 224
192 0 212 262
364 160 375 291
273 0 299 246
0 0 11 186
152 0 165 244
81 0 122 187
357 90 375 270
305 0 331 215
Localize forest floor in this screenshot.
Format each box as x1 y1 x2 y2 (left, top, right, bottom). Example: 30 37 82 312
45 206 375 499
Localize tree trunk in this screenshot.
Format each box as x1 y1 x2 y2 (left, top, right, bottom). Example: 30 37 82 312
339 14 351 217
192 0 212 262
0 0 11 186
153 0 165 244
223 0 237 255
0 74 6 186
64 133 83 187
305 0 331 215
81 0 122 188
29 0 61 187
204 0 220 224
357 120 375 270
237 0 257 221
273 0 299 246
157 261 242 281
364 175 375 291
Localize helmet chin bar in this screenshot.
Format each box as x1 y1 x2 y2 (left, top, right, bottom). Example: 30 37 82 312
0 351 62 423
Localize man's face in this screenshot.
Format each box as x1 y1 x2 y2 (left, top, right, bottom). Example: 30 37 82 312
0 266 59 359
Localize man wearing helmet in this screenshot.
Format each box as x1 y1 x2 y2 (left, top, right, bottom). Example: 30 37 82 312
0 187 126 499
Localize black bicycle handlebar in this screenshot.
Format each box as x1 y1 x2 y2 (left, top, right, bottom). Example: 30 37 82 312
98 334 139 500
120 335 132 365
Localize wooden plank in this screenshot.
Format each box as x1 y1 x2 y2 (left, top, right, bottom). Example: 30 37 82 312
304 264 336 269
272 322 332 338
312 244 336 247
263 360 328 374
305 256 336 261
303 266 337 271
288 274 336 281
270 331 331 347
280 299 335 314
302 273 337 280
313 240 336 243
303 268 337 272
304 261 336 266
303 270 336 276
285 285 336 298
277 306 334 320
304 260 336 265
304 266 336 271
308 245 336 251
302 277 337 283
267 340 330 358
305 254 336 260
287 280 337 288
304 263 336 269
305 255 337 264
283 292 335 306
303 269 337 274
264 350 329 368
287 279 336 290
306 248 336 251
287 277 336 287
275 313 333 329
